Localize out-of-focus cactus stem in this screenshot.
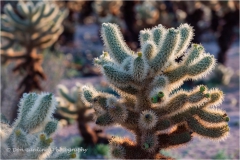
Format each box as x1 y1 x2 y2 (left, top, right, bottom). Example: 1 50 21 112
56 84 110 147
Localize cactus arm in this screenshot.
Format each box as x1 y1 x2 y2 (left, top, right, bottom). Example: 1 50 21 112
57 85 76 104
155 86 208 116
102 65 133 87
1 93 73 159
38 34 60 49
13 93 38 128
187 116 229 139
139 29 152 46
164 53 216 91
151 24 166 46
158 125 192 148
101 23 134 63
4 4 29 27
13 129 30 149
192 108 227 123
24 93 56 132
175 24 194 57
132 53 148 81
150 28 180 73
30 3 46 26
16 2 29 18
43 120 58 136
142 41 156 62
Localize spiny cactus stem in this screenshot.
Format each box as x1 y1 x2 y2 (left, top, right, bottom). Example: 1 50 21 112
136 91 152 111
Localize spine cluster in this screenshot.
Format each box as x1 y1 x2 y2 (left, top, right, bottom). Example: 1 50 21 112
82 23 230 159
1 93 76 159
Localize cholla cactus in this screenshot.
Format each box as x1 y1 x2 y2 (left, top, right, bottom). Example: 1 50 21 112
82 23 230 159
57 83 109 146
1 0 68 95
1 93 76 159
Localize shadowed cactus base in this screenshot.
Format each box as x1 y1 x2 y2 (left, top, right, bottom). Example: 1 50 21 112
82 23 230 159
0 93 75 159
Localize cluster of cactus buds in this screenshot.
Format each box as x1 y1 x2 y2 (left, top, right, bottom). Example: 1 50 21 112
82 23 230 159
1 93 76 159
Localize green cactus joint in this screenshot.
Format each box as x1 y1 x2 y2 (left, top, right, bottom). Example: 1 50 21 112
200 86 206 93
40 134 46 141
151 96 159 103
157 91 164 98
81 23 229 159
103 51 108 57
138 52 142 58
94 59 100 64
70 151 76 158
15 130 21 136
143 143 149 149
192 43 199 48
198 46 204 51
204 93 210 98
225 117 230 122
46 138 53 144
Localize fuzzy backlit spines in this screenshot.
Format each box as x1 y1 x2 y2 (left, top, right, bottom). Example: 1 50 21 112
1 92 74 159
81 23 229 159
101 23 133 63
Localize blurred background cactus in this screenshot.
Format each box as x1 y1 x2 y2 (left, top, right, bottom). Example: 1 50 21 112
1 92 76 159
135 1 159 29
82 23 230 159
1 50 67 122
56 83 109 147
209 64 234 85
1 0 68 95
92 0 124 28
